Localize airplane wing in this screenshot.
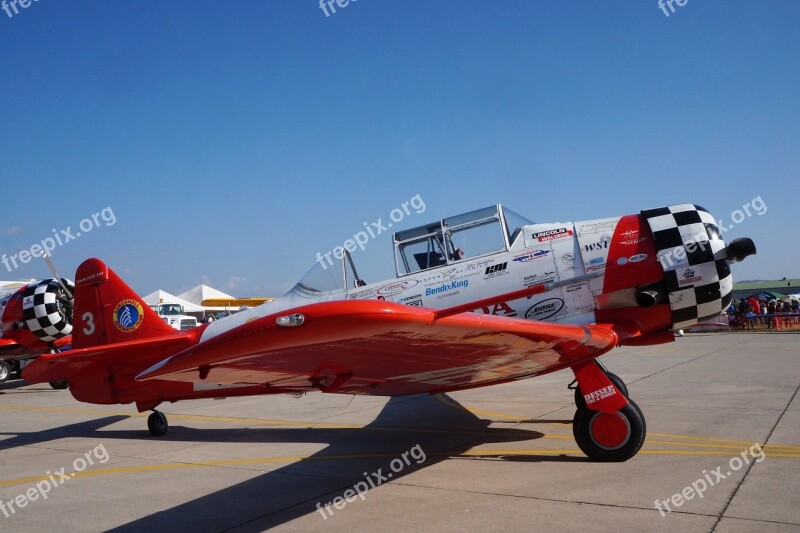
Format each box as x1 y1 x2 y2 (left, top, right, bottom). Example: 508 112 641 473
136 300 618 396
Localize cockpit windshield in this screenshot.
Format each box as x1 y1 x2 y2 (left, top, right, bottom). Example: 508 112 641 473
502 206 534 246
392 205 533 276
292 249 364 297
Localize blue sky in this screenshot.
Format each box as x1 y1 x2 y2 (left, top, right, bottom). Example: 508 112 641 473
1 1 797 296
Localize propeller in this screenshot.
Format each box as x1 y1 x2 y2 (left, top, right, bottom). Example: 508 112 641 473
42 251 73 300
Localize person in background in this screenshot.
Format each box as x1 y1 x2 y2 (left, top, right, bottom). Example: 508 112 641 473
767 299 777 329
748 297 761 326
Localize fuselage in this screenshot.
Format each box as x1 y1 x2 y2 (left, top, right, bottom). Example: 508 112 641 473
198 204 731 346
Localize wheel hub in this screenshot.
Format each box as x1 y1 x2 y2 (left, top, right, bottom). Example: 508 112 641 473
589 411 631 450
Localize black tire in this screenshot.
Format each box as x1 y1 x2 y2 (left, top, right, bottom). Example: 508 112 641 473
572 399 646 462
575 370 629 409
147 411 168 437
0 362 10 383
49 380 69 390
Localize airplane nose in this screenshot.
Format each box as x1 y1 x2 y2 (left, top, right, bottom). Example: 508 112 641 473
726 237 757 263
639 204 738 330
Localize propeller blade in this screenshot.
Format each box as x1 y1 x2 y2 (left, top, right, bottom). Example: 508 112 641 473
42 252 73 300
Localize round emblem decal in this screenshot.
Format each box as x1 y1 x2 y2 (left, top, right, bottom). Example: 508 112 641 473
113 299 144 332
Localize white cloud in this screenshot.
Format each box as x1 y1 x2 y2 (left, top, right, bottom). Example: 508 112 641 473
226 276 246 290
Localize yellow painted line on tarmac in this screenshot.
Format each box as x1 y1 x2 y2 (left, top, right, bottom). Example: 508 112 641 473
460 449 800 458
3 401 798 465
433 396 800 453
434 394 571 425
0 405 360 429
3 446 799 488
0 404 543 439
0 454 362 487
647 431 800 452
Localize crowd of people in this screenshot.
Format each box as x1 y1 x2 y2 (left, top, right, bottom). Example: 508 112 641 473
728 296 800 330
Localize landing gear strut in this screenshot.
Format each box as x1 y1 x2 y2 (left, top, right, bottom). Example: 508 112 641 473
570 362 646 462
147 410 169 436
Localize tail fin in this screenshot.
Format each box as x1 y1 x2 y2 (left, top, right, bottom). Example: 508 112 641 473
72 258 176 348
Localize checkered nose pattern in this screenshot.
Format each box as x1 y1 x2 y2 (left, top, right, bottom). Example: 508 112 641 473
641 204 733 330
21 279 74 342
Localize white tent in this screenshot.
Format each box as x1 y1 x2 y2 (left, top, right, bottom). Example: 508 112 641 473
142 290 205 313
177 285 236 312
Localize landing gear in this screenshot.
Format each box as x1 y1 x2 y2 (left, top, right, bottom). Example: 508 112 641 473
147 410 169 436
570 362 646 461
49 380 69 390
0 362 10 383
572 369 628 409
573 399 646 462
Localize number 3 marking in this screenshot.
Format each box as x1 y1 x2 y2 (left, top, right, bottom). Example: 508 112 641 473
82 312 95 335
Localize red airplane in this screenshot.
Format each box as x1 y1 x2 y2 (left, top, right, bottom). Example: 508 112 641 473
24 203 755 461
0 277 73 387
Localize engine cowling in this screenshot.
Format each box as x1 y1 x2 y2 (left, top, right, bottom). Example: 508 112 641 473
21 279 74 342
640 204 754 330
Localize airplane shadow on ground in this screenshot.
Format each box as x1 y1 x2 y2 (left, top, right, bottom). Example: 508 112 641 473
4 394 586 530
0 379 36 392
105 394 587 531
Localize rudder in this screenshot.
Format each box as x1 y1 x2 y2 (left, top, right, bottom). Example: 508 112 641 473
72 258 176 348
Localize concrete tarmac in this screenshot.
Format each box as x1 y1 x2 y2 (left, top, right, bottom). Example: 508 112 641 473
1 332 798 532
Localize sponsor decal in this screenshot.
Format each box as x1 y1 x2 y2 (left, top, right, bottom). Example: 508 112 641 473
561 253 574 266
617 257 628 265
76 271 105 285
404 299 423 306
513 249 551 262
629 253 647 263
586 263 605 272
469 259 493 269
523 272 556 287
583 385 617 405
348 288 377 300
564 283 583 293
620 229 639 239
419 266 482 286
440 267 460 280
589 257 604 265
113 299 144 332
578 220 618 234
425 279 469 296
474 302 517 317
532 228 573 242
678 267 703 287
621 237 647 245
583 234 611 252
525 298 565 320
377 279 419 296
484 262 508 279
399 293 422 303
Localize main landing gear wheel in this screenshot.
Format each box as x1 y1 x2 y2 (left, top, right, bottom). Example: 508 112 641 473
0 362 10 383
573 370 629 410
49 380 69 390
572 399 646 462
147 411 168 437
